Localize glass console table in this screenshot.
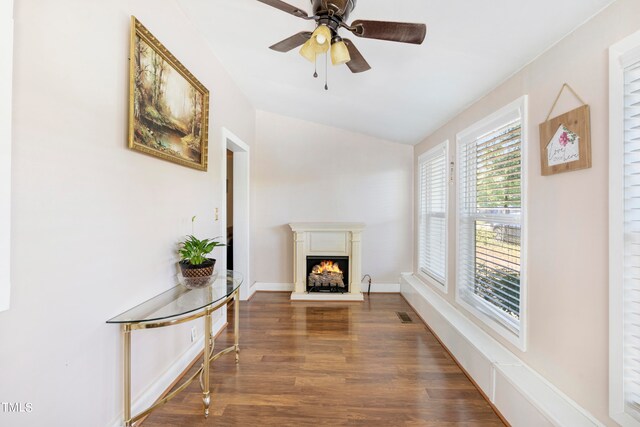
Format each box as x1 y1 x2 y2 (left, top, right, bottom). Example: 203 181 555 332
107 270 242 427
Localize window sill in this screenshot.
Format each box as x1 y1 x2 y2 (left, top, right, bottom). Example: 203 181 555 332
456 292 526 352
416 269 447 295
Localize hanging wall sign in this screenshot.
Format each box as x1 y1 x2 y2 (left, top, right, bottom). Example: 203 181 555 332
539 84 591 176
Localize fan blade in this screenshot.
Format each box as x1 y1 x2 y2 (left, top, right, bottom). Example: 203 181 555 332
343 39 371 73
269 32 312 52
256 0 309 19
350 20 427 44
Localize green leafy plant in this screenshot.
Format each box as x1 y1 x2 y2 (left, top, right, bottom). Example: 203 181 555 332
178 235 225 266
178 216 225 266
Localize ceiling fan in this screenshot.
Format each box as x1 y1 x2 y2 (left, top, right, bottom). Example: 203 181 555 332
257 0 427 74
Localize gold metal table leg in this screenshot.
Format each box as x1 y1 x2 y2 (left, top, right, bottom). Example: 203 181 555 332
234 290 240 363
123 324 132 427
118 289 240 425
202 310 212 417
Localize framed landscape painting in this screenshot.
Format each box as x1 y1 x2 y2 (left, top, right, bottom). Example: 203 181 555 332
128 16 210 171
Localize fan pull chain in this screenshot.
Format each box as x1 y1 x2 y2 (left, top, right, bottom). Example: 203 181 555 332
324 52 329 91
313 54 318 78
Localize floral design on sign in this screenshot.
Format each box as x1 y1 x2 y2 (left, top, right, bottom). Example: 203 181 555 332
547 124 579 166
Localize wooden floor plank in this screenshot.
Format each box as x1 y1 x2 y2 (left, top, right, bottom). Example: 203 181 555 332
142 293 505 426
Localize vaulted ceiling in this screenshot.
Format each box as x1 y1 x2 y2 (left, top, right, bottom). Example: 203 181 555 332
178 0 615 144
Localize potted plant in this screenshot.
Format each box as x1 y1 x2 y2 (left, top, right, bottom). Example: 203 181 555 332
178 217 225 287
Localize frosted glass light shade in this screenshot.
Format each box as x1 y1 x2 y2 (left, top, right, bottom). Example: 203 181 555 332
312 25 331 54
299 39 316 62
299 25 332 62
331 40 351 65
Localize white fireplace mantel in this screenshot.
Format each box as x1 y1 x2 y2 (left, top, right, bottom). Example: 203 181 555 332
289 222 365 301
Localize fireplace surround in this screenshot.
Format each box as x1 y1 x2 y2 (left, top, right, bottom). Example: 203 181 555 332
289 222 365 301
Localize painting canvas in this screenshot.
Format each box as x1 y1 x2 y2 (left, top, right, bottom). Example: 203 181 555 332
128 17 210 171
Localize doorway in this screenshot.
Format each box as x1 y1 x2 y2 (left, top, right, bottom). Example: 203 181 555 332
226 149 234 271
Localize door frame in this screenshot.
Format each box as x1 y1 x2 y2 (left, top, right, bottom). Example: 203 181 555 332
222 127 250 300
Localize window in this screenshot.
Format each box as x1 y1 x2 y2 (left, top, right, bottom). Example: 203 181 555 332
456 96 527 350
610 30 640 426
418 141 448 290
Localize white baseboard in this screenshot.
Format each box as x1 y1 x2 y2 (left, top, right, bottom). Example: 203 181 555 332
248 282 258 299
361 282 401 293
252 282 294 292
109 316 227 427
252 282 400 294
400 273 603 427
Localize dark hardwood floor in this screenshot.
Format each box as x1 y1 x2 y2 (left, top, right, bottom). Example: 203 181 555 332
143 292 505 426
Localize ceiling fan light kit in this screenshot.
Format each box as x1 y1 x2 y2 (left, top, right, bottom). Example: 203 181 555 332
258 0 427 86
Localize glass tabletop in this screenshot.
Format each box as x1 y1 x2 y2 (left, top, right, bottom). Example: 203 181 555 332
107 270 243 324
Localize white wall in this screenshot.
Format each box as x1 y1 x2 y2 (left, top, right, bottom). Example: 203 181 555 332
253 110 413 286
0 0 13 312
0 0 255 425
410 0 640 425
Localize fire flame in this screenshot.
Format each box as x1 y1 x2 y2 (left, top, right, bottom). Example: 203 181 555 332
312 260 343 275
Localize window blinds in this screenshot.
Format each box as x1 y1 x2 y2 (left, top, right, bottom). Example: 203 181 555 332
418 144 447 285
458 118 523 331
624 60 640 416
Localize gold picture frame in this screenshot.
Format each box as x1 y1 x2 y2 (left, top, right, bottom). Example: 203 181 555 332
128 16 210 171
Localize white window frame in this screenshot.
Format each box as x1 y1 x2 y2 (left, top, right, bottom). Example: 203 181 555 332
417 140 449 293
609 29 640 427
455 96 528 351
0 0 13 313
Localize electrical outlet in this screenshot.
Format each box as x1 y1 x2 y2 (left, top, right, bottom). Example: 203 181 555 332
190 327 197 342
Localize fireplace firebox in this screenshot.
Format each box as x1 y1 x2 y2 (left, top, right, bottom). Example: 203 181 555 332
306 256 349 293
